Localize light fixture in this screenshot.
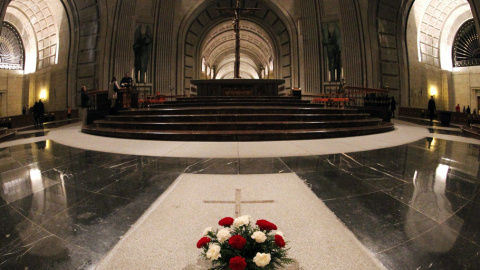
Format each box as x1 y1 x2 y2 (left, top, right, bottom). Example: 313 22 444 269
39 89 47 100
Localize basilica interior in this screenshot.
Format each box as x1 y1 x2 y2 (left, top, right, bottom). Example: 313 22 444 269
1 0 480 269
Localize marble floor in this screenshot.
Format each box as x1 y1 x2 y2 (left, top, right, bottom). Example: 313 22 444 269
0 121 479 269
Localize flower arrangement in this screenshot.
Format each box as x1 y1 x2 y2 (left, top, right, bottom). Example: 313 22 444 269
197 215 293 270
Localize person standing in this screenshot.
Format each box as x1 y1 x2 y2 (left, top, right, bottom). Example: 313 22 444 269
81 86 89 125
37 99 45 127
428 95 436 124
455 104 460 112
390 97 397 119
120 73 133 87
108 77 120 112
466 105 471 114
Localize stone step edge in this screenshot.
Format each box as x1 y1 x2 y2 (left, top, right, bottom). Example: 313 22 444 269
83 123 394 135
94 119 383 125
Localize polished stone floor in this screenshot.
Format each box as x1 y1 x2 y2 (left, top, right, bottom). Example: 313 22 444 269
0 126 479 269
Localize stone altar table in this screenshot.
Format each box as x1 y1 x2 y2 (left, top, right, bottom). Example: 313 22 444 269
190 79 285 96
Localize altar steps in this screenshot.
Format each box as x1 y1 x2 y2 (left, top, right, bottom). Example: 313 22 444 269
82 96 394 141
82 124 394 141
150 101 314 107
461 124 480 140
0 128 16 143
176 96 297 101
91 119 383 131
120 107 358 116
167 98 311 104
105 113 371 122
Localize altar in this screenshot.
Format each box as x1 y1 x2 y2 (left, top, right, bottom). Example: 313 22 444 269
190 79 285 96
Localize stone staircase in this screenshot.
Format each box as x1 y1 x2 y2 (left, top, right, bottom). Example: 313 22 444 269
461 124 480 140
0 128 16 143
82 96 394 141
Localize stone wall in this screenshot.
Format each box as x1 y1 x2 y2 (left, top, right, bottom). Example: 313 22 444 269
75 0 100 104
376 0 402 93
452 67 480 111
0 70 23 117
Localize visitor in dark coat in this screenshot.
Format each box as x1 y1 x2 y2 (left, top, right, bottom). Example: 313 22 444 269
428 96 436 124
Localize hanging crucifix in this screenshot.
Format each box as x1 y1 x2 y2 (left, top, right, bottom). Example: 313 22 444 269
218 0 258 78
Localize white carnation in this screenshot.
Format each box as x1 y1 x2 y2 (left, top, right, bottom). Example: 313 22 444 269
217 228 232 243
206 244 221 261
253 252 271 267
233 215 251 228
203 227 212 236
251 231 267 243
275 231 284 237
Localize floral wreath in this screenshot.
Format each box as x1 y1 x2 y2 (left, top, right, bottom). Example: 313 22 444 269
197 215 293 270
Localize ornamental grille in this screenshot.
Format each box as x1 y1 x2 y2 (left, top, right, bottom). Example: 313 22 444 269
453 19 480 67
0 22 25 70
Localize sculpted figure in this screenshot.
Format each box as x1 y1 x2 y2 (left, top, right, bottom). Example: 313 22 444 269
133 25 152 83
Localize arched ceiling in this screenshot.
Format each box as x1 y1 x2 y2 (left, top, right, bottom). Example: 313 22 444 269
201 20 274 79
7 0 58 70
415 0 471 67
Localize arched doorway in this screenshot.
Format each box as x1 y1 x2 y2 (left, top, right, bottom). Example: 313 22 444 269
178 0 298 95
200 20 275 80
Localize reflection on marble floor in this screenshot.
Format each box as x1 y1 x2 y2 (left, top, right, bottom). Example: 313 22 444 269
283 137 480 269
0 138 479 269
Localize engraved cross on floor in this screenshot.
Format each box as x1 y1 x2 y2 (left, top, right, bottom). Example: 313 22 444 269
204 189 274 217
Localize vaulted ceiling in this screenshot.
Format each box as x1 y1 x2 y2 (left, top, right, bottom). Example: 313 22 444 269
200 20 274 79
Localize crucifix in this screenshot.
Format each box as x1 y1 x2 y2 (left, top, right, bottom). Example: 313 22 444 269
218 0 258 79
204 189 274 217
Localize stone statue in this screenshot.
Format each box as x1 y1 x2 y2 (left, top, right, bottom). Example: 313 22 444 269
323 23 342 82
133 25 153 83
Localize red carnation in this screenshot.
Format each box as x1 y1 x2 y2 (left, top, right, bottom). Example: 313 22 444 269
228 235 247 249
219 217 234 227
229 256 247 270
275 234 286 248
256 219 278 231
197 237 211 248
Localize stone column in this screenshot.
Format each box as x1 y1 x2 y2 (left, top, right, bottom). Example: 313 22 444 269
339 0 366 88
0 0 11 35
154 0 176 95
113 1 137 80
299 0 322 95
